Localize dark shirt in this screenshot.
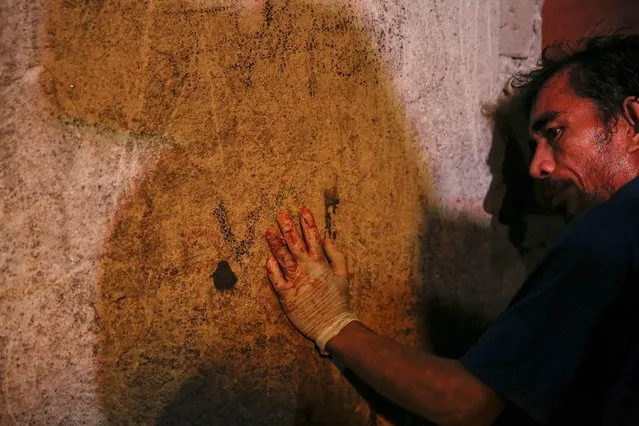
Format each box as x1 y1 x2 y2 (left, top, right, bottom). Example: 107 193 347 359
461 177 639 425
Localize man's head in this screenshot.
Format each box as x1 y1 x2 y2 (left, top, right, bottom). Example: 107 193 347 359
515 35 639 217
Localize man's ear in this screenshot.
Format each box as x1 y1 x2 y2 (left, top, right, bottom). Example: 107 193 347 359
622 96 639 154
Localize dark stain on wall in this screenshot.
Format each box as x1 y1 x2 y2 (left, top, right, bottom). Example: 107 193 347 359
211 260 238 292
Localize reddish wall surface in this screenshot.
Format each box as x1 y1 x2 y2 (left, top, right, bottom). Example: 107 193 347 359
543 0 639 46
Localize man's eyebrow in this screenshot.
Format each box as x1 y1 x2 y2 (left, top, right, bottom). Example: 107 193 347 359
530 111 560 134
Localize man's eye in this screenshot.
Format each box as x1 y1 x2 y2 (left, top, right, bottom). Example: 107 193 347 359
545 127 562 142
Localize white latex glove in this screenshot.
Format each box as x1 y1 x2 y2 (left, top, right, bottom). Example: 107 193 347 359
264 207 358 354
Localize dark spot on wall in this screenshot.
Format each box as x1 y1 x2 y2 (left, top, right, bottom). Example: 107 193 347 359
211 260 237 291
324 186 340 239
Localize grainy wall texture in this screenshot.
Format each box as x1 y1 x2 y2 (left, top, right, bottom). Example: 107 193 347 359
1 0 541 424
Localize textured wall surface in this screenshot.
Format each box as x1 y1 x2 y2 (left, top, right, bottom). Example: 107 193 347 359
1 0 541 424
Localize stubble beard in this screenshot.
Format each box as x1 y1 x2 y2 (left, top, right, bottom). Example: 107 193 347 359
543 178 600 221
544 143 618 221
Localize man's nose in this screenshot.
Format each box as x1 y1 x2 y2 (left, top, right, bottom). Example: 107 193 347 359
529 141 555 179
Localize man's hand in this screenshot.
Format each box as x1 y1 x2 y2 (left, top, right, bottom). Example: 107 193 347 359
264 207 358 353
264 208 504 425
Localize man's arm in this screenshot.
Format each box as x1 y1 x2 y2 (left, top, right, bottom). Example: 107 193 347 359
327 321 504 426
264 207 504 426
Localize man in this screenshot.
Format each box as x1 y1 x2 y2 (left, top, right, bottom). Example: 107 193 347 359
264 36 639 425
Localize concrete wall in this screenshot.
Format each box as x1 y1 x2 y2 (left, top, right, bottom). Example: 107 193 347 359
1 0 541 424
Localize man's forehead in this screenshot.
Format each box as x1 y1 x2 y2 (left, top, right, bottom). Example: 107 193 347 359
529 69 578 131
532 70 574 116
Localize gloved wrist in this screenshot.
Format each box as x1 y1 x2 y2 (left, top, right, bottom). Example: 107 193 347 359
278 270 355 352
315 314 358 356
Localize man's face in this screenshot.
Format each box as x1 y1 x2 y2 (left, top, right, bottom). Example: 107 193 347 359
529 69 634 217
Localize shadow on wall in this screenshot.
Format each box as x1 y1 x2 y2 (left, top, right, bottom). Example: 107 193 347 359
484 87 566 274
40 1 563 425
419 86 566 360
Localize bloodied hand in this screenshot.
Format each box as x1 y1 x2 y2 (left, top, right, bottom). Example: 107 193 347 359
264 207 358 353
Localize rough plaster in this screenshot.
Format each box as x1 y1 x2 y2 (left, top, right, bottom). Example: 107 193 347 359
1 0 541 424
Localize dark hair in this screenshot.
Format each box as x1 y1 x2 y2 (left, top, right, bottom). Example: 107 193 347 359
514 34 639 128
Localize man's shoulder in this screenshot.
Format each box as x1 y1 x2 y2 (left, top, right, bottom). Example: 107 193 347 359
532 189 639 279
560 190 639 252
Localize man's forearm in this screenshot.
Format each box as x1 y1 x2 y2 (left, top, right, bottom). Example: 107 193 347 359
263 210 503 425
326 321 504 426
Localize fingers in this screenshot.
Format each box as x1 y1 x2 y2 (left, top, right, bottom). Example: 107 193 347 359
324 238 348 280
265 228 298 278
299 207 325 260
265 254 292 291
276 210 307 258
